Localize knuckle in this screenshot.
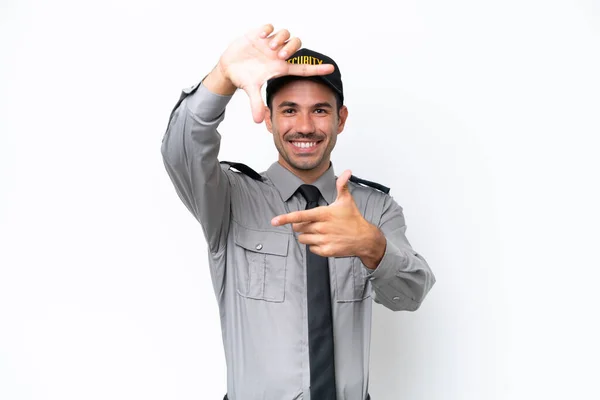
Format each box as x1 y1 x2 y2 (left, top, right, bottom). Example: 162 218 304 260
312 246 324 257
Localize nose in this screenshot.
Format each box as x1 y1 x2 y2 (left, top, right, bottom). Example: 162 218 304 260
296 111 315 135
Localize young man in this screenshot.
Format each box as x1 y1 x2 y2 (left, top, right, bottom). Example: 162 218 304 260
161 24 435 400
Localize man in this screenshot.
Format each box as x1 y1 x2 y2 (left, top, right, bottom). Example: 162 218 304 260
161 24 435 400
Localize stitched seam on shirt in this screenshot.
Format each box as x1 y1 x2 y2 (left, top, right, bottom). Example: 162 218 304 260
355 258 371 301
208 169 234 256
210 244 227 258
334 257 371 302
350 257 357 299
261 253 267 299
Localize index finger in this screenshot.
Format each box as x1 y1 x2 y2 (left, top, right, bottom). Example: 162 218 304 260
286 63 335 77
271 207 327 226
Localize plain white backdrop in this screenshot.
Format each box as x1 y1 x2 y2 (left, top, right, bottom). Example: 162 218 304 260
1 0 599 399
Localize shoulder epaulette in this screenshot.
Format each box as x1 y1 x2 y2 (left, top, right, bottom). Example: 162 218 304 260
220 161 264 182
349 175 390 194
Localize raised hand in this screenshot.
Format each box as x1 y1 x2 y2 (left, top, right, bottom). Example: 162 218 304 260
271 170 386 268
215 24 335 123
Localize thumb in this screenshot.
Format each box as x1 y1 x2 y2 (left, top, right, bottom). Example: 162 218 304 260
245 85 266 123
335 169 352 202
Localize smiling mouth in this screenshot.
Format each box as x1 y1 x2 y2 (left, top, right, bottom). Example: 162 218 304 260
289 141 321 149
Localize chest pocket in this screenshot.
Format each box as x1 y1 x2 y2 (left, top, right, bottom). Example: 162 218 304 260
233 221 289 302
333 256 372 302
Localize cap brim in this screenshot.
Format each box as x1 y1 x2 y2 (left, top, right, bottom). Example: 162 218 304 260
266 75 342 100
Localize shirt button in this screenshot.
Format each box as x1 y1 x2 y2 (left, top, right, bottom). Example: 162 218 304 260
392 296 400 301
255 244 263 250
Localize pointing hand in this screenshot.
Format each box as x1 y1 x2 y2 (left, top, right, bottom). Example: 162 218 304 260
271 170 370 258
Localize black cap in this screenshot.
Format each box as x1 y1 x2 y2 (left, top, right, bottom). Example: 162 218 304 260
266 48 344 106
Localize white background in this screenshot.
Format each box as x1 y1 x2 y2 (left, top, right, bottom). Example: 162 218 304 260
1 1 599 399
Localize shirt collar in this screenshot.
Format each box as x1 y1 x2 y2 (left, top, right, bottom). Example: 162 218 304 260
265 161 338 205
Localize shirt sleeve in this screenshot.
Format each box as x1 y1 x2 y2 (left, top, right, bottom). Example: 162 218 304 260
160 82 234 254
366 195 436 311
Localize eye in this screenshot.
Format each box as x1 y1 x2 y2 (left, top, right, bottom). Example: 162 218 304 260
282 108 296 114
314 108 327 114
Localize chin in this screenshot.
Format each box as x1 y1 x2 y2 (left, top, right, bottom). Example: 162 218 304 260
289 159 323 171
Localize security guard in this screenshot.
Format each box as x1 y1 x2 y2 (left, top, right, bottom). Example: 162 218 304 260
161 24 435 400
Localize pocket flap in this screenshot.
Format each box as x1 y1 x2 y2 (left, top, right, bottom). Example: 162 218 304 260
234 222 289 256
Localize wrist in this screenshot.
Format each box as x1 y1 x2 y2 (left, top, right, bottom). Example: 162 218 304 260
358 223 386 270
202 63 237 96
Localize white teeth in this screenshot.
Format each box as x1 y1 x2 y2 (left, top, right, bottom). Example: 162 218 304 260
292 141 317 148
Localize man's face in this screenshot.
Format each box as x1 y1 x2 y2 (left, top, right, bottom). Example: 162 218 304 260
265 79 348 175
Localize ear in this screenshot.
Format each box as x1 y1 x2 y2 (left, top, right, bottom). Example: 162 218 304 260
264 105 273 133
336 105 349 135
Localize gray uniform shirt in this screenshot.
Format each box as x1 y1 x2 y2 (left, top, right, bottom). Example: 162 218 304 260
160 82 436 400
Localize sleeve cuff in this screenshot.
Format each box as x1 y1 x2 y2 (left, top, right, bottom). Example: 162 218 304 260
184 83 234 122
365 238 407 281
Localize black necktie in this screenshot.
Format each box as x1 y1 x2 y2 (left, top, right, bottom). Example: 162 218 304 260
297 184 337 400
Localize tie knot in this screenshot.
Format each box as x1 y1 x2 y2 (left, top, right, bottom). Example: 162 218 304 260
297 184 321 206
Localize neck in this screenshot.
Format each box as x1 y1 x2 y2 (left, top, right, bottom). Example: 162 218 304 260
278 157 330 184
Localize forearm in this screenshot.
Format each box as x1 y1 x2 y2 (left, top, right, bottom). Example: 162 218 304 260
202 64 237 96
357 224 386 270
365 198 436 312
160 77 235 252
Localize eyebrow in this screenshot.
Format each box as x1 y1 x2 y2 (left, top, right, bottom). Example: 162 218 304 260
277 101 334 109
